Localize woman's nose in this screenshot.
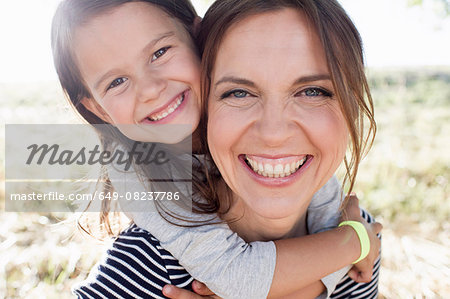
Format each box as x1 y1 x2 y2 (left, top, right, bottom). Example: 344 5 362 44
136 72 167 103
255 101 294 147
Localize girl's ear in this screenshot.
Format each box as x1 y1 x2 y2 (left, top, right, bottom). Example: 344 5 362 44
80 97 113 123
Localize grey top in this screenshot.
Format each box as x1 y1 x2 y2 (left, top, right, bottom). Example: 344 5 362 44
110 160 346 298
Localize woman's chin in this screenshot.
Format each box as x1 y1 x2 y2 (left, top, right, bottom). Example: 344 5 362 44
239 192 311 221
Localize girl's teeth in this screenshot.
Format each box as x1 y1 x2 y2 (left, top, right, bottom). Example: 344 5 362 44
258 163 264 172
246 155 308 178
284 164 291 174
148 93 185 121
264 164 274 176
274 164 283 177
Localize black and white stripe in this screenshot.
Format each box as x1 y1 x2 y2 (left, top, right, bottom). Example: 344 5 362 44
330 209 382 299
73 225 193 299
74 209 381 299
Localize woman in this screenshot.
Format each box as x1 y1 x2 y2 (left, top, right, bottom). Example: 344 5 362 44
167 0 380 298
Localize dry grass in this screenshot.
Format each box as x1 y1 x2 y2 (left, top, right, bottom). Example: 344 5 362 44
1 213 448 298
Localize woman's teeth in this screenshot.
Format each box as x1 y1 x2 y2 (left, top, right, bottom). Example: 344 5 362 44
245 155 308 178
147 93 185 121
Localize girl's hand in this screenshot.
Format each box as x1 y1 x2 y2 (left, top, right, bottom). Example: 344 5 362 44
163 281 221 299
341 193 382 283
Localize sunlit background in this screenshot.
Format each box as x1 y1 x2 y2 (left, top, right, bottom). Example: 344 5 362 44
0 0 449 83
0 0 449 298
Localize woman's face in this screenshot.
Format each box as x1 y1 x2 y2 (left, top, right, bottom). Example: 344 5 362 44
74 2 201 143
208 8 349 221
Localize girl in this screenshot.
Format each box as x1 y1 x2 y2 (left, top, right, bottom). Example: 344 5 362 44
51 0 381 298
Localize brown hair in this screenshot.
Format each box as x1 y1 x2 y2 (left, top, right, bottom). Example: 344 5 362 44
197 0 376 211
51 0 202 239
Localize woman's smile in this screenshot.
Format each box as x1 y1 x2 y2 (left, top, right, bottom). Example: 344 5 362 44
241 154 313 187
244 154 309 178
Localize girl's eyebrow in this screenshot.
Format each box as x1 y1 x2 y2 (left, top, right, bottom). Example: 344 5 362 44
140 31 175 57
93 32 175 91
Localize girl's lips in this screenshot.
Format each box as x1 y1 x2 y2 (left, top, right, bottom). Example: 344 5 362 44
140 89 189 124
239 154 313 187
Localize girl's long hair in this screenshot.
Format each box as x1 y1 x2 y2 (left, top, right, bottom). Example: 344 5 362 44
51 0 217 239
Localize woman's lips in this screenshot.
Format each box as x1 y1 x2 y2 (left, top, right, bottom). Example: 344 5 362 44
239 154 313 186
141 90 187 123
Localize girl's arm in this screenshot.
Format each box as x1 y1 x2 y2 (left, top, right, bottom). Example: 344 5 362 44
116 169 378 298
163 203 382 299
163 220 380 299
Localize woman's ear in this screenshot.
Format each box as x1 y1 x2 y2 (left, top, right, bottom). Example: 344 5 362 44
80 97 113 123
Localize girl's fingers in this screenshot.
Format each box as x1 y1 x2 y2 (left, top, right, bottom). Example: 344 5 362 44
163 284 202 299
348 266 373 283
192 280 215 296
347 267 359 282
347 193 359 205
370 222 383 235
342 193 362 220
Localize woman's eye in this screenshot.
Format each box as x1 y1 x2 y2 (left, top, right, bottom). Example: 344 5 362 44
151 47 171 62
220 89 250 99
107 77 128 91
296 87 333 98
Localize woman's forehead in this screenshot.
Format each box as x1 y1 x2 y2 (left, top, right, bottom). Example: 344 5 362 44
212 8 328 85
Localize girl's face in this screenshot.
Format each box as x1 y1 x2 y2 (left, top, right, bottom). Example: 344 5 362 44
74 2 201 143
208 8 349 222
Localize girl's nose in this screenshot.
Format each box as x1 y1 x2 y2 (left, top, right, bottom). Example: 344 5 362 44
136 72 167 103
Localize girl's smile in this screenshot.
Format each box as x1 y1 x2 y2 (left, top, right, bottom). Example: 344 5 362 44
140 89 188 123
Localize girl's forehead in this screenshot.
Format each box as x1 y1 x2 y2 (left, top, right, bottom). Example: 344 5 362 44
80 2 190 38
74 2 194 53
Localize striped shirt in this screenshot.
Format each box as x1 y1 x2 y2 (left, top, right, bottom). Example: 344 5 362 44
73 209 380 299
73 225 193 299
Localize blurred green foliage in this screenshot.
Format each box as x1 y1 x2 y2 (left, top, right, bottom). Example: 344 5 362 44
353 67 450 225
408 0 450 16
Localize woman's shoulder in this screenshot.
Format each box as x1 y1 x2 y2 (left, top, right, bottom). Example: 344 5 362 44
72 224 193 299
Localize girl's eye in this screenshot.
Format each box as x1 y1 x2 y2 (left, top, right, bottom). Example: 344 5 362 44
220 89 251 99
107 77 128 91
296 87 333 98
151 47 171 62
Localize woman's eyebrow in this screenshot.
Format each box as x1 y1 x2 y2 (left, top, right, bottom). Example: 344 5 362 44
293 74 331 85
213 74 331 90
214 76 256 88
